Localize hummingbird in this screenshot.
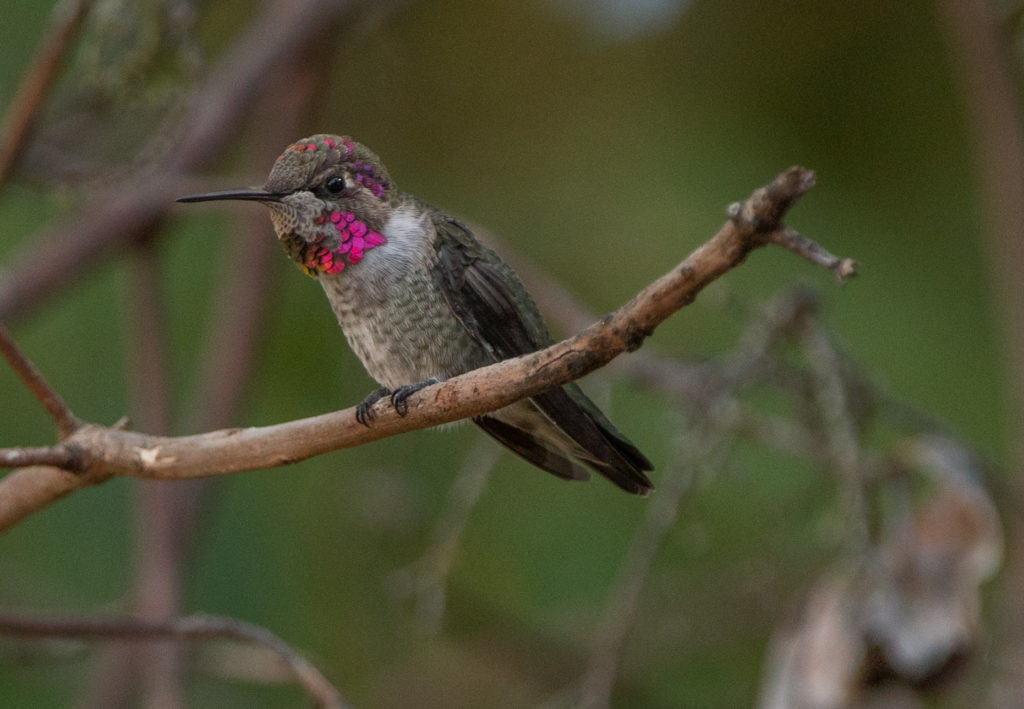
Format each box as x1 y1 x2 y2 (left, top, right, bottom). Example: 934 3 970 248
178 134 653 495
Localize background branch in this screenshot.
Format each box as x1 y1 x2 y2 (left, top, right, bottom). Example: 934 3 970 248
937 1 1024 702
0 0 368 324
84 236 182 709
71 17 349 708
0 0 92 189
577 415 711 709
0 323 80 438
0 611 346 709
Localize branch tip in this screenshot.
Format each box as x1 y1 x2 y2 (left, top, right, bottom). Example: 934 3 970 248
833 258 858 283
767 227 855 281
728 167 816 235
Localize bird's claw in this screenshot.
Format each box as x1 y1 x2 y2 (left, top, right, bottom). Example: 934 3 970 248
389 377 440 417
355 387 390 427
357 379 439 423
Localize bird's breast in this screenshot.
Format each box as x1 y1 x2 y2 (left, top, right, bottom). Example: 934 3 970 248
318 207 487 388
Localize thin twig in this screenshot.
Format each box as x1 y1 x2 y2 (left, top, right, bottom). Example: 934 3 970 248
938 3 1024 700
0 445 82 469
715 289 817 389
767 227 857 282
574 291 818 707
387 440 502 632
0 322 80 438
0 611 346 709
0 0 376 323
577 412 721 709
99 238 182 709
0 0 93 190
85 43 332 707
730 408 822 461
799 319 868 553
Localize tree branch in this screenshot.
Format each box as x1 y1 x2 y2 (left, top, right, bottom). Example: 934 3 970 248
387 439 501 632
767 227 856 282
0 0 92 190
0 445 83 469
937 0 1024 699
0 166 846 531
0 322 81 438
578 415 714 709
0 0 378 323
0 611 346 709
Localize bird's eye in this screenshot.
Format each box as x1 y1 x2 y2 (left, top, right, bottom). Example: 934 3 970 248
324 176 347 194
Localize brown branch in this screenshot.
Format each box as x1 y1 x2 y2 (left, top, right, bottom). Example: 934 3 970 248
575 290 823 707
387 440 501 632
0 446 82 469
0 322 80 438
799 317 868 552
937 0 1024 472
101 239 183 709
0 166 843 531
0 0 93 190
0 0 382 323
0 611 346 709
84 44 333 708
479 225 711 401
577 418 713 709
0 179 185 323
767 227 857 282
937 0 1024 700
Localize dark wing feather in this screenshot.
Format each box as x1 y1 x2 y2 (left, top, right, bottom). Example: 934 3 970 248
474 416 591 482
431 212 654 495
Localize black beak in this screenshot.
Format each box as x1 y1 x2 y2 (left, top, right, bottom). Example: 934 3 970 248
177 189 283 204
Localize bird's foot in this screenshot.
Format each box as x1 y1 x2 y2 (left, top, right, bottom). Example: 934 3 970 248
390 377 440 416
356 387 391 426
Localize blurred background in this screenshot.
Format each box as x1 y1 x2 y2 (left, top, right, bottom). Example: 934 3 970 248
0 0 1020 706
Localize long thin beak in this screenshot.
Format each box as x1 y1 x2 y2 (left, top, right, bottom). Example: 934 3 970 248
177 188 283 204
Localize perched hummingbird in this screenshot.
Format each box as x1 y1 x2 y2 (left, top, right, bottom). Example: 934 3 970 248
179 135 653 495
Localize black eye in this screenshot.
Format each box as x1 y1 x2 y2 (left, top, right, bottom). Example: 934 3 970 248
324 176 347 194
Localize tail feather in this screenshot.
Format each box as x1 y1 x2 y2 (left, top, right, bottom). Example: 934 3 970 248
474 416 591 482
531 386 654 496
477 387 654 496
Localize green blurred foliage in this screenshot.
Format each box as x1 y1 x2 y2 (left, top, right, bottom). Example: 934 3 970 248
0 0 1009 706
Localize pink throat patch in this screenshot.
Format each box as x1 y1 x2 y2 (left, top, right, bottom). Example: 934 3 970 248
301 210 387 274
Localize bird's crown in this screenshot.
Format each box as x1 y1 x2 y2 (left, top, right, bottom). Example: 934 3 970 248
264 134 393 201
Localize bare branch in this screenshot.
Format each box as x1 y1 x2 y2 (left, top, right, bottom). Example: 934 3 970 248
0 166 845 531
83 43 336 708
937 2 1024 700
0 322 80 438
767 227 857 282
937 0 1024 472
0 445 82 469
799 317 868 552
0 0 383 323
100 239 184 709
577 419 711 709
387 440 501 632
0 611 346 709
574 291 825 707
0 0 92 189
